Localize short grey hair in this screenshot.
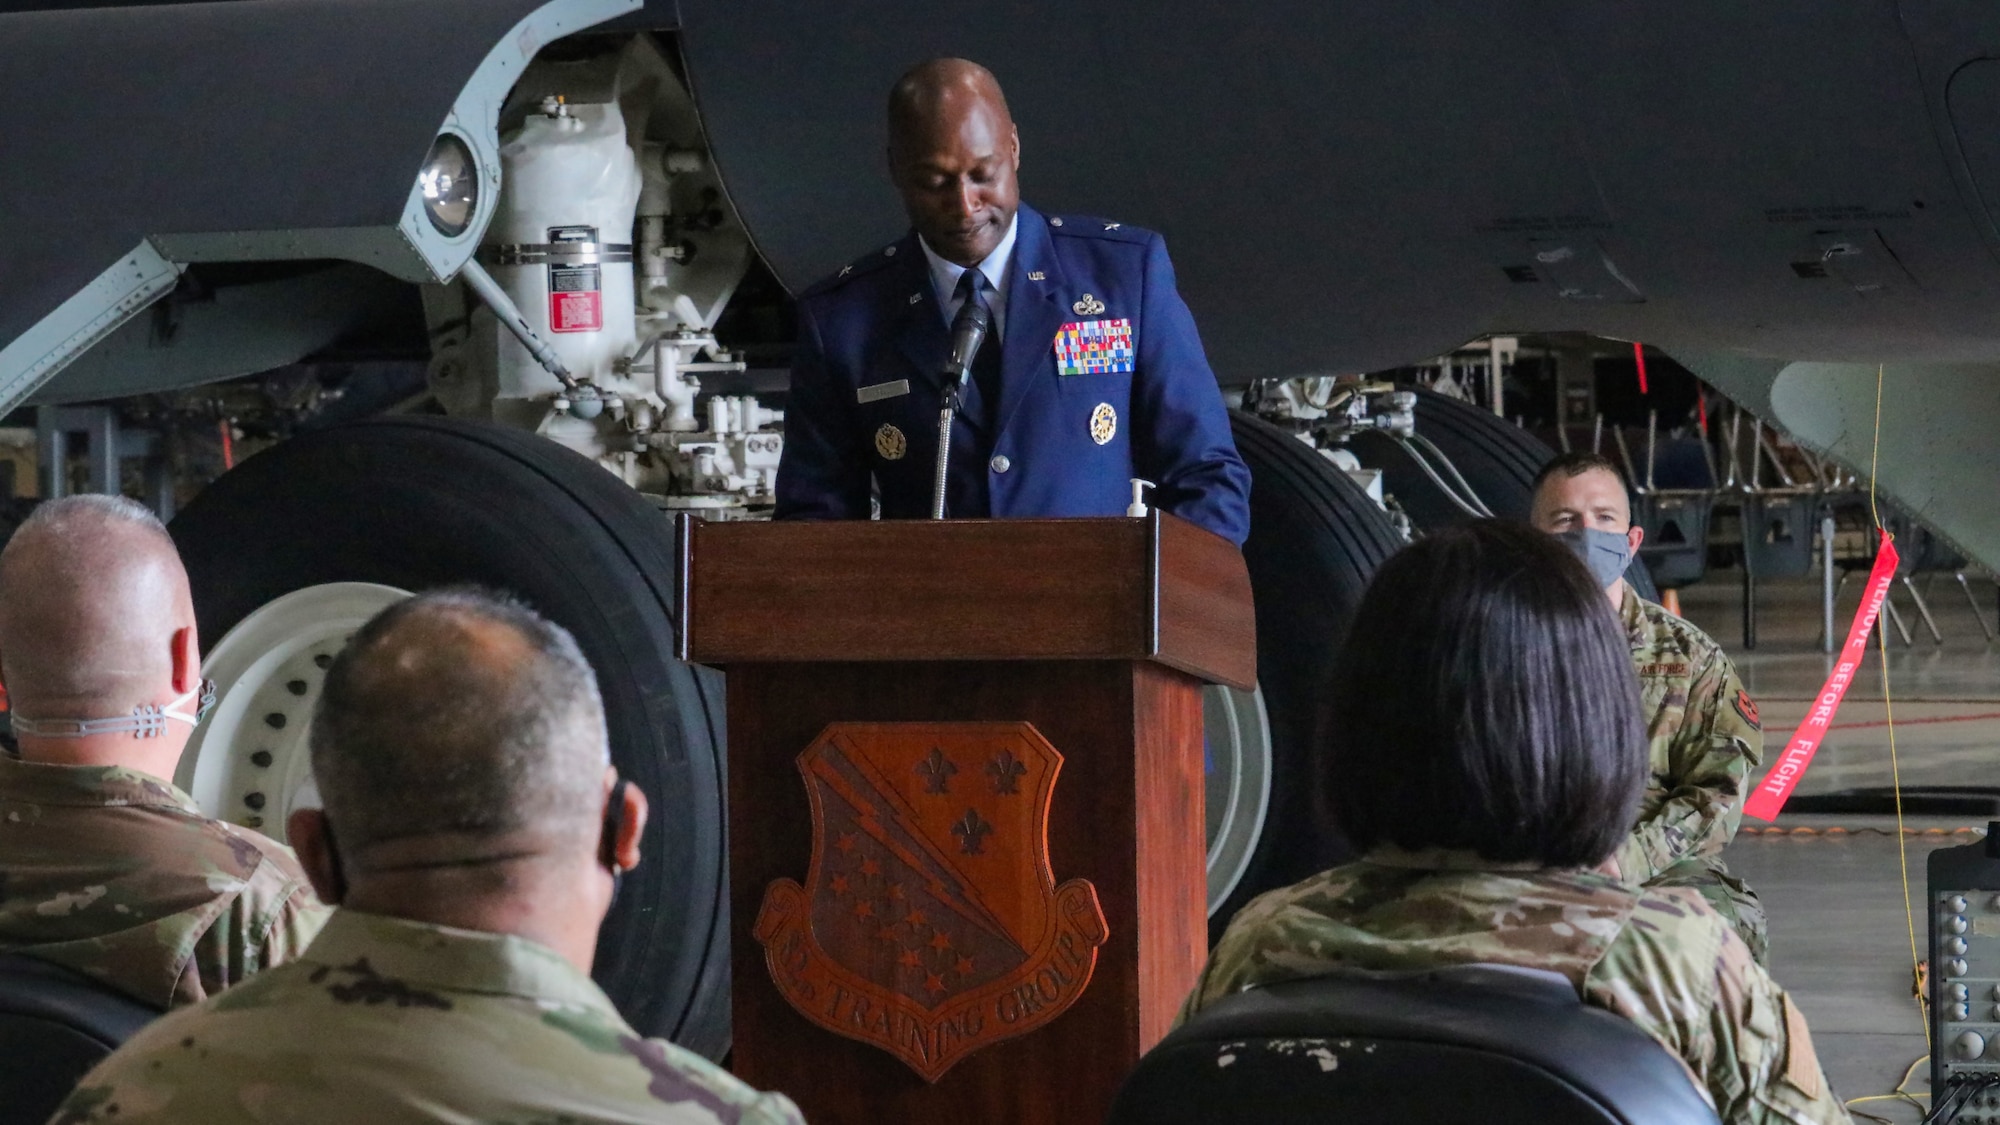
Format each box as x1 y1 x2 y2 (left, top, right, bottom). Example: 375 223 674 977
17 494 167 538
0 494 183 715
308 587 610 855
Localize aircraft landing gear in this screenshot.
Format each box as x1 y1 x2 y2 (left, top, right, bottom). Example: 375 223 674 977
168 416 731 1058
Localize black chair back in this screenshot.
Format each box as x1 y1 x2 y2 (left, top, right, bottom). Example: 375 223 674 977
1109 964 1721 1125
0 953 159 1125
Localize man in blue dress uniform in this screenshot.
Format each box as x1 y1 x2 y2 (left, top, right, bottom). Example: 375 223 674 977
774 58 1251 545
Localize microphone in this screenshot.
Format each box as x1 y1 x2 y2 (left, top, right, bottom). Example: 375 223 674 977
941 299 991 395
932 298 990 519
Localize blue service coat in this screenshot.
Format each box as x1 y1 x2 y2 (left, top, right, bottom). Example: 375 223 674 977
774 203 1251 545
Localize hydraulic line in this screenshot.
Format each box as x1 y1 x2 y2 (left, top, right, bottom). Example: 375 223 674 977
1379 433 1487 520
1407 432 1495 517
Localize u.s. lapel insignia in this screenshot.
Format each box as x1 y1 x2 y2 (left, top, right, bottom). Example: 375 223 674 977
1027 270 1046 281
1090 403 1117 445
875 423 908 460
1072 293 1105 316
752 722 1108 1082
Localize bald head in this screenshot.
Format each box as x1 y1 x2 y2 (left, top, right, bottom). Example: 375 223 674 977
887 58 1020 267
308 589 608 866
0 495 192 722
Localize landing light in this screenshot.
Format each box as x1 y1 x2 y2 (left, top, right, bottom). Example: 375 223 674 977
418 133 478 238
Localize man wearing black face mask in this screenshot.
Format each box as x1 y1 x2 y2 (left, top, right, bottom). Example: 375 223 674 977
1530 452 1768 964
53 589 805 1124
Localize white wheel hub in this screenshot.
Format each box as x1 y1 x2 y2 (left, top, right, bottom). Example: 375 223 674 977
176 582 410 841
1204 682 1273 916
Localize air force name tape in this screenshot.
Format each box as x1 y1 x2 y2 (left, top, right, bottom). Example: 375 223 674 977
1054 319 1134 377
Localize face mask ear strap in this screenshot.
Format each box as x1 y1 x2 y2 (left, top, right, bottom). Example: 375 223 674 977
11 677 220 740
164 678 218 726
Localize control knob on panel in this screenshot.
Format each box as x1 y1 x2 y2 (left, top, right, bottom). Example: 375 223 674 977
1949 958 1971 977
1950 895 1971 913
1953 984 1972 1002
1952 1002 1972 1020
1950 937 1972 955
1957 1030 1987 1060
1950 915 1971 935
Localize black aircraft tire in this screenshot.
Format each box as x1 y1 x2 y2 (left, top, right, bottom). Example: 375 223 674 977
1216 410 1404 941
1354 386 1660 601
169 416 731 1057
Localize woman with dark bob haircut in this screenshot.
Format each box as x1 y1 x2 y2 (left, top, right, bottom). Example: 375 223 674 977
1182 522 1848 1125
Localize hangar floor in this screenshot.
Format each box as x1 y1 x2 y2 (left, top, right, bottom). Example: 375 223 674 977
1680 571 2000 1123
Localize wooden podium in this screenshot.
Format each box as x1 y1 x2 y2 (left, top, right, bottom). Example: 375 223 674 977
679 514 1255 1125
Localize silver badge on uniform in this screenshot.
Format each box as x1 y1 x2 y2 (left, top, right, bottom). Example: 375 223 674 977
1073 293 1106 316
1090 403 1117 446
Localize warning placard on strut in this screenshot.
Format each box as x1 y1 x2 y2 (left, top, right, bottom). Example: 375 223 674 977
1744 537 1901 821
547 225 603 333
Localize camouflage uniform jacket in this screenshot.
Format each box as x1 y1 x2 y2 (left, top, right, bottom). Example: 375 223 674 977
51 909 808 1125
1616 584 1765 882
0 755 328 1009
1183 849 1849 1125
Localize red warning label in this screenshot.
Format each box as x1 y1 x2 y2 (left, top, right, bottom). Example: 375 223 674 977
550 285 602 333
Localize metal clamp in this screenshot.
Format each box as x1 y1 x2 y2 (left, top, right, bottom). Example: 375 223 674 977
481 242 635 266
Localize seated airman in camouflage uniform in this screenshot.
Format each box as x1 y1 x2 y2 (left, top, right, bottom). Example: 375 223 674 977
0 496 327 1009
1187 522 1847 1125
52 588 805 1125
1531 451 1768 963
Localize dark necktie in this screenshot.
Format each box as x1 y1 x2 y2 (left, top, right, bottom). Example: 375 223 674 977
954 269 1003 422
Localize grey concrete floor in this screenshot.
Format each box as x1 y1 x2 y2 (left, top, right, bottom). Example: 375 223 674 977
1679 571 2000 1123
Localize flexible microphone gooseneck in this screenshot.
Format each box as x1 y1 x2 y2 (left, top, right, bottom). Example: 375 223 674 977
931 300 991 519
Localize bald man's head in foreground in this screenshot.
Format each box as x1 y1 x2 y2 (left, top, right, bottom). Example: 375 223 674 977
0 495 201 774
287 589 646 973
887 57 1020 267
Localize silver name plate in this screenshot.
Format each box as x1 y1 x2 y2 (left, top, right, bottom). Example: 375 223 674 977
857 379 911 404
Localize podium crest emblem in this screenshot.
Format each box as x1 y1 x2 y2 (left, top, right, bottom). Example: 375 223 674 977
753 722 1108 1082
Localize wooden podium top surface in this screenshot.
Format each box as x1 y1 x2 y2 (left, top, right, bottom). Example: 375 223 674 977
678 513 1255 690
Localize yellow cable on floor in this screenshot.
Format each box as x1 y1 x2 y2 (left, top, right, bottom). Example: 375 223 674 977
1871 363 1928 1055
1846 1052 1930 1117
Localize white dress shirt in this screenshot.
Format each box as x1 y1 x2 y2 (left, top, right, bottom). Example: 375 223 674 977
919 210 1020 336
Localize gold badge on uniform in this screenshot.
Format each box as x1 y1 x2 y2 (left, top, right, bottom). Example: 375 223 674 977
875 423 907 460
1090 403 1117 446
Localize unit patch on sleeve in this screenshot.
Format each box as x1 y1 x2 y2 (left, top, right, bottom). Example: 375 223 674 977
1053 318 1135 376
1735 688 1761 730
